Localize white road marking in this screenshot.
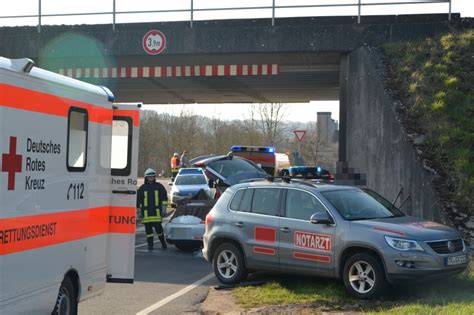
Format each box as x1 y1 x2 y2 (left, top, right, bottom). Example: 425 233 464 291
135 240 161 248
136 272 215 315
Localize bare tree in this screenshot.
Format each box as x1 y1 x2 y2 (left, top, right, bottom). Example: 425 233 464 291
252 103 288 147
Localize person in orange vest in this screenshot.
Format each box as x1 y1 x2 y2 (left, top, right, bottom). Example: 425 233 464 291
170 152 180 181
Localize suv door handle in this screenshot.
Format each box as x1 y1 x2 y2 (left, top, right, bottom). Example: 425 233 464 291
280 227 290 233
234 222 244 228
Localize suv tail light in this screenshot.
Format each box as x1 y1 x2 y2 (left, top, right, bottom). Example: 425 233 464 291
205 213 213 225
329 174 335 181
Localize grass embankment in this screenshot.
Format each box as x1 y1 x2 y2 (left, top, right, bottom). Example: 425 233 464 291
234 267 474 313
383 28 474 216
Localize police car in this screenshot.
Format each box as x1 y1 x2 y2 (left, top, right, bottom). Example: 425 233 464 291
202 178 470 299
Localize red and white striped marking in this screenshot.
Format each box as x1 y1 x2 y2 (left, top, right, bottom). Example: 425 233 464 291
58 64 279 79
293 252 331 263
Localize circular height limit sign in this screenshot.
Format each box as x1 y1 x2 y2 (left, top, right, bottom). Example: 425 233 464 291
142 30 166 55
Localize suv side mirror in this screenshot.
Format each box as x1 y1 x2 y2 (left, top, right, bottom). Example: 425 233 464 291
310 212 333 225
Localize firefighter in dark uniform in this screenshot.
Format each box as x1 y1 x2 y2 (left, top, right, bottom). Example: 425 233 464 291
137 168 168 250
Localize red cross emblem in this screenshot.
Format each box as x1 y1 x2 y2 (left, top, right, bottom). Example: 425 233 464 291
2 136 23 190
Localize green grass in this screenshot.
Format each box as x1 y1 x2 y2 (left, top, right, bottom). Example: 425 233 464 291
383 28 474 216
233 266 474 313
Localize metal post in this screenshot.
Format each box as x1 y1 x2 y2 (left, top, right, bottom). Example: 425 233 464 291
271 0 275 26
190 0 194 28
113 0 116 30
448 0 451 21
357 0 361 24
37 0 41 33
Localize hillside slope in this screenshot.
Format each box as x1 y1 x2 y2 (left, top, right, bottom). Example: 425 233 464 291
383 25 473 239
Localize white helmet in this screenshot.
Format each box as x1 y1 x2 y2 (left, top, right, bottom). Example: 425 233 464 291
173 152 179 157
144 168 156 177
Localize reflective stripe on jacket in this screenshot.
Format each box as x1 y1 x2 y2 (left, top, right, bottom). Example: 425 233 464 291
137 181 168 223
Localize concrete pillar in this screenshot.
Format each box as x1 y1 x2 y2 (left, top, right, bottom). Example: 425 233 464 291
337 54 348 164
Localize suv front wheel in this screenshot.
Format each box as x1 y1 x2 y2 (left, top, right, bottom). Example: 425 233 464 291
342 253 387 299
212 243 247 285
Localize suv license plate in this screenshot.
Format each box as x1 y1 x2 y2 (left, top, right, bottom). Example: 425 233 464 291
446 255 467 266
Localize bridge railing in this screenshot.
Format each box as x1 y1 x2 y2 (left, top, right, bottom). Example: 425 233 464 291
0 0 452 33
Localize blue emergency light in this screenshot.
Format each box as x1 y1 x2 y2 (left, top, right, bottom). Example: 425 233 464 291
231 146 275 153
317 166 322 173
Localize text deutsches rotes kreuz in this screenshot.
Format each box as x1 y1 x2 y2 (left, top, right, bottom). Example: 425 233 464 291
25 138 61 191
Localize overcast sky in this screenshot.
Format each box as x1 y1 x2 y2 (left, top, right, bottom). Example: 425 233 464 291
142 101 340 123
2 1 471 122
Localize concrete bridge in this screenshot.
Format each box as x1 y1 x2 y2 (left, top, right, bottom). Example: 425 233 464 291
0 14 458 104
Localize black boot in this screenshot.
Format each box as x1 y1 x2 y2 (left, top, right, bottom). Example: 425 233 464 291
159 235 167 250
147 238 154 251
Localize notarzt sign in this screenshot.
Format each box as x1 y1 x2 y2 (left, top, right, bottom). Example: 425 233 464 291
294 231 331 252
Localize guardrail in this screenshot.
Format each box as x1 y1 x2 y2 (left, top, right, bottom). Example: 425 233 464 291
0 0 452 33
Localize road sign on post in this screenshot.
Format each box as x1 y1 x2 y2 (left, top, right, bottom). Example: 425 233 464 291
293 129 307 159
142 30 166 55
293 130 307 142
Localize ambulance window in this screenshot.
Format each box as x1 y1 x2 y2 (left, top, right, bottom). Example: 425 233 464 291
67 107 88 172
285 189 327 221
111 117 132 176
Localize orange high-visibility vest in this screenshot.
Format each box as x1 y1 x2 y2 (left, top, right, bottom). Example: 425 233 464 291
171 156 180 169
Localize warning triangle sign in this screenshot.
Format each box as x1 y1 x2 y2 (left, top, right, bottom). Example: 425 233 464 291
293 130 307 142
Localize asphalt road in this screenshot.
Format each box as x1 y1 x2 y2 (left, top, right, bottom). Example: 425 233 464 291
79 178 217 315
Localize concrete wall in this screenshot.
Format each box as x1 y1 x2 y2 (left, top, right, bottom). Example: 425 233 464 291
0 14 460 61
345 46 445 223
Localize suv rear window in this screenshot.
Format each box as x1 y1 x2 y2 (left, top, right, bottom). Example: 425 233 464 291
229 189 254 212
251 188 280 216
230 189 245 211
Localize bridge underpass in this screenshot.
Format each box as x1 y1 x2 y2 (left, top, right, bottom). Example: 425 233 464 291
52 52 341 103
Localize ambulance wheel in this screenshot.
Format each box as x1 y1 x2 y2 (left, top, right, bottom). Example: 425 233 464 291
53 276 77 315
343 253 387 299
213 243 247 285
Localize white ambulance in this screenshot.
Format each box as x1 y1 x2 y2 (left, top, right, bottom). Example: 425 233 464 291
0 57 140 314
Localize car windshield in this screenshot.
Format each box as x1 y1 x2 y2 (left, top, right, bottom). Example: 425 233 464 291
321 188 404 221
175 175 207 185
207 158 264 178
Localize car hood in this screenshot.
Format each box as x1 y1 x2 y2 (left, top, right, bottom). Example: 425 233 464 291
173 184 209 194
223 171 269 186
352 216 460 241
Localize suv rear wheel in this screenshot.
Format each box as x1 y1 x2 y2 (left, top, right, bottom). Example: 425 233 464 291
343 253 387 299
212 243 247 284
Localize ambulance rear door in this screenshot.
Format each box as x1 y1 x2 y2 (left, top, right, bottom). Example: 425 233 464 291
107 103 141 283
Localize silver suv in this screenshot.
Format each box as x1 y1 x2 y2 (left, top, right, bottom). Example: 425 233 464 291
202 179 470 299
